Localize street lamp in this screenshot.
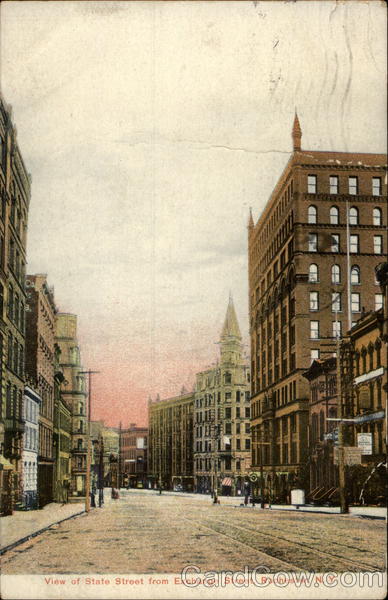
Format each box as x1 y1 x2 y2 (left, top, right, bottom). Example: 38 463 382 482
79 370 101 513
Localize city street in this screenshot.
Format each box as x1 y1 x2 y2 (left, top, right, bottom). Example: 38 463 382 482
1 490 386 574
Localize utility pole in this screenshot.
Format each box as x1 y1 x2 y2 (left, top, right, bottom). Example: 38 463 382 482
335 336 349 514
79 370 100 513
118 421 122 489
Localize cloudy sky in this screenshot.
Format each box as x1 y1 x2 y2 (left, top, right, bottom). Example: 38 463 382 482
1 1 386 426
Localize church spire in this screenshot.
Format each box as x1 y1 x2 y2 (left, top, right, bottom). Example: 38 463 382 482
292 111 302 151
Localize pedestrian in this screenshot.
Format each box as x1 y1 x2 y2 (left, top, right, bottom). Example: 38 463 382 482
90 489 96 507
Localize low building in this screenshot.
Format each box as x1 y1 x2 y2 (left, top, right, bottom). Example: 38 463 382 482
302 357 339 504
119 424 148 488
21 385 41 509
148 392 194 491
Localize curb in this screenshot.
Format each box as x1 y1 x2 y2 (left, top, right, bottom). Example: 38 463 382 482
0 510 85 556
232 505 386 520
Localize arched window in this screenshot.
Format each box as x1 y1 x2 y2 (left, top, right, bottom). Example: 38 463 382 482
309 264 318 282
331 264 340 284
373 207 382 226
349 206 358 225
330 206 339 225
308 205 317 224
351 265 360 284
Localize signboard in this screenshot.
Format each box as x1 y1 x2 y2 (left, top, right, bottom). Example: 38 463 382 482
357 433 373 455
334 447 362 466
136 437 145 449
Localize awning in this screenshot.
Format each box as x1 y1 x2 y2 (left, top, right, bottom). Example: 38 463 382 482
222 477 232 486
0 456 14 470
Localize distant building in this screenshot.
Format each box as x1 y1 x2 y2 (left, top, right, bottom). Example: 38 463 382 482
0 94 31 514
248 115 387 501
90 420 119 487
193 296 251 496
55 314 87 501
21 385 41 509
53 347 71 503
119 423 148 488
25 274 57 507
148 392 194 491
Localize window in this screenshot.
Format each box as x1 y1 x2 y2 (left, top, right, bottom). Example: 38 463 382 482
373 207 382 226
351 293 360 313
375 294 383 310
308 175 317 194
309 291 319 311
372 177 381 196
330 176 339 194
311 349 320 362
225 407 231 419
332 321 342 339
308 233 318 252
332 292 341 312
349 176 358 195
245 407 250 418
309 264 318 282
349 206 358 225
308 205 317 224
351 265 360 284
331 264 340 284
331 234 339 253
350 235 359 253
330 206 339 224
310 321 319 339
245 439 251 450
374 235 382 255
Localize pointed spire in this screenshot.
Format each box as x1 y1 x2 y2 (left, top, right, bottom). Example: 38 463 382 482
292 111 302 151
248 207 254 229
221 294 242 341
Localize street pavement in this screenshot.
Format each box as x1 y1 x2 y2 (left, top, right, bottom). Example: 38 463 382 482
1 488 386 574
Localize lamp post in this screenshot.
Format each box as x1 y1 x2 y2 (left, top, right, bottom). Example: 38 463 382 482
79 370 100 513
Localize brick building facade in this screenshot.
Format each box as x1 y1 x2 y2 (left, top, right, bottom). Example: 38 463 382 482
119 423 148 488
148 391 194 491
0 94 31 514
248 115 387 501
25 274 57 507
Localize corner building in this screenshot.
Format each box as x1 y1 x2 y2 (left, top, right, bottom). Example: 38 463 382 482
248 115 387 500
194 297 251 496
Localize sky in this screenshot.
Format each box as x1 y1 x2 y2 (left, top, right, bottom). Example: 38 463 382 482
1 1 386 427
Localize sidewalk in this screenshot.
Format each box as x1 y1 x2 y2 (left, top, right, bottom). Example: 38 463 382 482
123 488 387 518
1 502 85 554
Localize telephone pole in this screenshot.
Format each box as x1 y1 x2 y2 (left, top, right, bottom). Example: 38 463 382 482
79 370 101 513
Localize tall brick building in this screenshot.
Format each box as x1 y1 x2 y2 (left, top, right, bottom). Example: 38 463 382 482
148 391 194 491
248 115 387 501
25 274 57 507
0 95 31 513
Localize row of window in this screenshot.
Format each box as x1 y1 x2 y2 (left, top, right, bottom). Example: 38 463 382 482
24 398 38 424
309 291 383 313
23 461 38 491
307 175 382 196
195 457 240 472
195 438 251 452
24 426 38 452
308 233 383 254
307 205 382 225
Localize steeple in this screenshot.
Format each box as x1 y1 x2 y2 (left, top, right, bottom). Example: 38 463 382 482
292 111 302 151
219 295 243 365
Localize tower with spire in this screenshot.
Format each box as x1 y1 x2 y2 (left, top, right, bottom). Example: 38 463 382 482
219 294 243 366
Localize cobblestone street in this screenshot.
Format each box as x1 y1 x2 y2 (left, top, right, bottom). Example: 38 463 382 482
2 490 386 575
